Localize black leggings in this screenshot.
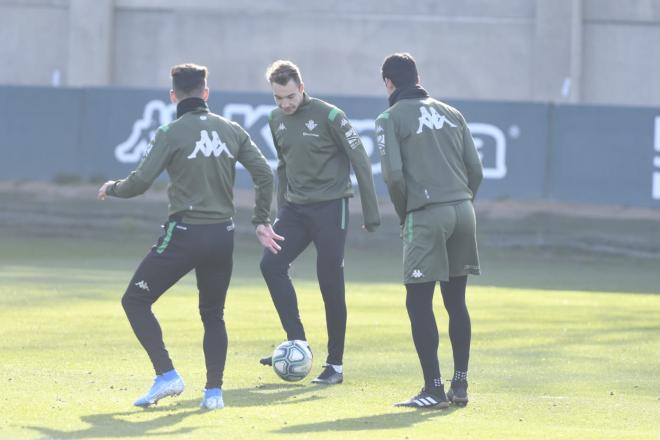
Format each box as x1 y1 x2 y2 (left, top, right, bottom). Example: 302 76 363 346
405 276 471 386
121 220 233 389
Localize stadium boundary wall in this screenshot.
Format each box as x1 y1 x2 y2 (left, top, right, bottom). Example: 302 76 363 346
1 85 659 208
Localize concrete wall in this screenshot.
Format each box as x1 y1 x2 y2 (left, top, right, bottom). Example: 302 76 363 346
1 0 660 107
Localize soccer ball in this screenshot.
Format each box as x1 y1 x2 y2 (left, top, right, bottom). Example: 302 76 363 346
272 340 313 382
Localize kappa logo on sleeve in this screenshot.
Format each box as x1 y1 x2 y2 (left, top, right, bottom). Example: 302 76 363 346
376 125 386 156
344 126 361 149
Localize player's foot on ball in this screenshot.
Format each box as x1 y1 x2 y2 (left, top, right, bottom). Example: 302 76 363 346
133 369 184 408
200 388 224 410
447 380 468 406
260 355 272 366
394 386 449 409
311 365 343 385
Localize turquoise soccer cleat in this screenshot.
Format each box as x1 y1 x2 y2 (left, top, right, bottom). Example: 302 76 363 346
200 388 224 410
133 369 184 407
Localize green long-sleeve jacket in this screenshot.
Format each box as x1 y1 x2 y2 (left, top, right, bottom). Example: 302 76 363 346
376 97 483 225
268 93 380 230
107 100 273 225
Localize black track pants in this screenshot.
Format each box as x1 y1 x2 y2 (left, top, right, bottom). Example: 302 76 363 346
121 219 234 389
260 199 348 365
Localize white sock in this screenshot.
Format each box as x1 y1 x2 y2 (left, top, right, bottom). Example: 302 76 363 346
329 364 343 373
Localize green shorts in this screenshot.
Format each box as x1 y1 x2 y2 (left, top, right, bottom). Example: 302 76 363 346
402 200 480 284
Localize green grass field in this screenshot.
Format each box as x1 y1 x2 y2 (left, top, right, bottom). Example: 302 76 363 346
1 226 659 440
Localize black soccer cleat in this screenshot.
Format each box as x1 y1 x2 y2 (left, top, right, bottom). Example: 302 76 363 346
311 365 343 385
394 386 449 409
259 355 272 366
447 380 468 406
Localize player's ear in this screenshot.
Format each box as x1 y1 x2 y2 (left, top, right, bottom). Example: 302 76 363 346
298 82 304 94
169 89 177 104
202 87 210 101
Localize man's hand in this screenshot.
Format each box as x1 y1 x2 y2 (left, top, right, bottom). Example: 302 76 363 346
256 224 285 254
97 180 115 200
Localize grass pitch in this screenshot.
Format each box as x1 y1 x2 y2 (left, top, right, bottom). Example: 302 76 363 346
1 231 659 440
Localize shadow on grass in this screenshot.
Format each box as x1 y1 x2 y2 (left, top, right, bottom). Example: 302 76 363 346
224 382 326 407
26 384 325 439
27 404 202 439
274 406 459 434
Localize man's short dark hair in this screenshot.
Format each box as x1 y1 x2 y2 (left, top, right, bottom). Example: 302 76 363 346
381 53 419 88
171 63 207 97
266 60 303 86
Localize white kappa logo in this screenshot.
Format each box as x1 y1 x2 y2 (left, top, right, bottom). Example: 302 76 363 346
135 280 150 291
411 270 424 279
344 126 361 149
416 106 457 134
188 130 235 159
305 120 318 131
114 100 176 163
277 122 286 132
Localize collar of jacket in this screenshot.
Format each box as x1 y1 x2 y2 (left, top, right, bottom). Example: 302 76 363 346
176 97 209 118
388 84 429 107
291 92 312 115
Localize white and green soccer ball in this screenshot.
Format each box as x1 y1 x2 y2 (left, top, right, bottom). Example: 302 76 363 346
272 340 313 382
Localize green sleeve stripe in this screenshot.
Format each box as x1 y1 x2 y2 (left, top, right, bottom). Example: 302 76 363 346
156 221 176 254
269 110 274 121
340 198 347 230
328 107 340 122
377 111 390 120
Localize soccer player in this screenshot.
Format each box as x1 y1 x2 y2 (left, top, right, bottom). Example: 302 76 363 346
97 63 282 410
375 53 483 408
259 60 381 384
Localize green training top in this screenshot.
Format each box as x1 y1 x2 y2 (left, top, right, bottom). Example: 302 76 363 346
107 101 273 225
268 93 380 230
376 96 483 224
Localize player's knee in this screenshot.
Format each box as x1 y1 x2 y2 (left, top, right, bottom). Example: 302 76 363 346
317 254 343 271
121 287 150 312
199 305 223 324
260 254 286 277
121 291 136 313
445 303 469 319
